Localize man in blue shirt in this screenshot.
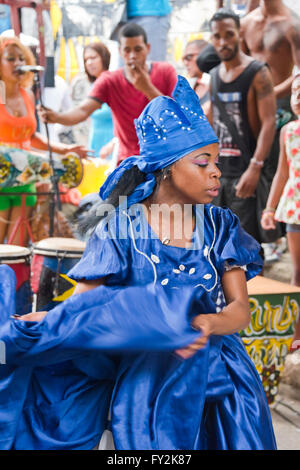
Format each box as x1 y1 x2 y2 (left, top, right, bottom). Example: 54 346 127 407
126 0 172 61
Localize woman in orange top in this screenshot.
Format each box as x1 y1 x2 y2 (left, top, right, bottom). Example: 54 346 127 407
0 36 87 245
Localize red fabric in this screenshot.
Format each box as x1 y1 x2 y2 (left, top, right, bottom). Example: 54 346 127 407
89 62 178 163
9 262 30 291
30 254 44 294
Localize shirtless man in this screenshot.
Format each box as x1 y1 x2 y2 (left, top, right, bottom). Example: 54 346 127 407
241 0 300 236
182 39 210 112
241 0 300 99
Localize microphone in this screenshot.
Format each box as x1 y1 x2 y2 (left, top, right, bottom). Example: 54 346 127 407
16 65 45 74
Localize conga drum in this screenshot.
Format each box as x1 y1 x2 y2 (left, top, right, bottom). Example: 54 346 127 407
0 245 32 315
240 276 300 404
31 237 86 311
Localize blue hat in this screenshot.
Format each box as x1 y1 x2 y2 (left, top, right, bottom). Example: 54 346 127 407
100 75 218 206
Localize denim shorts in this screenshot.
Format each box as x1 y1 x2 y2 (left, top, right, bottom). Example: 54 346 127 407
286 223 300 233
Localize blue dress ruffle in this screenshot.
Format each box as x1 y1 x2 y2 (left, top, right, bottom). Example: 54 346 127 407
0 204 276 450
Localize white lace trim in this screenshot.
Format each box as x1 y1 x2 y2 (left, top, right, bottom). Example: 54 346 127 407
123 210 158 286
194 205 218 292
124 207 219 292
224 263 247 272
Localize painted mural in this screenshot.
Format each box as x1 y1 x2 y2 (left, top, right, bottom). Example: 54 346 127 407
240 294 300 403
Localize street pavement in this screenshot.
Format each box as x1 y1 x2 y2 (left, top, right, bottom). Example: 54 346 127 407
262 248 300 450
270 383 300 450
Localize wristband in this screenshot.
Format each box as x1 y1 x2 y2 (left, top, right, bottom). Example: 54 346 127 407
262 207 276 215
250 157 264 168
262 211 275 217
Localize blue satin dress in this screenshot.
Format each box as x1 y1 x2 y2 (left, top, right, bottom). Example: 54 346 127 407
0 204 276 450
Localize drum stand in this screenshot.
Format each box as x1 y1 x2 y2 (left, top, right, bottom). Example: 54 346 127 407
7 193 34 245
0 190 62 247
33 70 61 237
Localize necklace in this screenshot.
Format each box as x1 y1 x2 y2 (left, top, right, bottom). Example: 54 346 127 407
5 95 24 117
6 106 22 117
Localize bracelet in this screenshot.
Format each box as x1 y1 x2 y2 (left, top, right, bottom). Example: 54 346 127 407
262 207 276 215
262 211 275 217
250 157 264 168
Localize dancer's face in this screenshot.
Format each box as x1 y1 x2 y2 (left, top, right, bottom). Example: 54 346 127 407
119 35 150 70
166 143 221 205
291 76 300 116
0 44 26 83
210 18 240 62
84 48 104 79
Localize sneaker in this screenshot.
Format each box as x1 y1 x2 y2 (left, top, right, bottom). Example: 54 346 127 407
275 237 287 256
262 243 280 264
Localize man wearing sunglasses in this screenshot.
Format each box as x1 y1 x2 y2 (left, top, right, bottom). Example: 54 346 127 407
182 39 210 112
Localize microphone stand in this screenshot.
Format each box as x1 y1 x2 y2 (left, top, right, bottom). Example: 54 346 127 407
32 70 61 237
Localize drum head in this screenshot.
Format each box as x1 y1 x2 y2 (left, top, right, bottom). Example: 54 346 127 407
0 244 31 263
33 237 86 258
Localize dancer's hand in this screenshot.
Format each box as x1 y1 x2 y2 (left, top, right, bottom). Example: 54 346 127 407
12 311 48 322
175 315 212 359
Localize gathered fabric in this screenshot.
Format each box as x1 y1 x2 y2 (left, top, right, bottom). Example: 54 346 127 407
0 205 276 450
0 76 276 451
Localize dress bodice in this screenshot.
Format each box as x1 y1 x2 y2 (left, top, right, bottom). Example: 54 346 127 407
69 204 262 311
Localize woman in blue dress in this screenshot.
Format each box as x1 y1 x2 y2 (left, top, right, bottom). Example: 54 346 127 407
0 76 276 450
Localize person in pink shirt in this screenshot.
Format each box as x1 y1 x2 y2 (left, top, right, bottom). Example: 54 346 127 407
39 23 177 165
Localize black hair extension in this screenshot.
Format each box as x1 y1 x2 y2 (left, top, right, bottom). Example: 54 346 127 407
77 164 173 238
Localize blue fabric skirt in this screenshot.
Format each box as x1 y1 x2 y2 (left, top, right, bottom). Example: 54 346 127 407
0 265 276 450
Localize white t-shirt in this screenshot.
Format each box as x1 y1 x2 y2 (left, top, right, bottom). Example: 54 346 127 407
39 75 73 143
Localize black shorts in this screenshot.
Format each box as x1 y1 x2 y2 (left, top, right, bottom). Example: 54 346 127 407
213 176 261 242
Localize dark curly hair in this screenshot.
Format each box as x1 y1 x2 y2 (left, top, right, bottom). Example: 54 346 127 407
209 8 240 30
78 164 172 236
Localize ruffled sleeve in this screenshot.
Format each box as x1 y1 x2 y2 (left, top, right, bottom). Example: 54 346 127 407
212 207 263 281
68 212 129 285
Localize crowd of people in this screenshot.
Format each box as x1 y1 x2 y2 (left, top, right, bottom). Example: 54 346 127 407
38 0 300 286
0 35 88 245
0 0 299 451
